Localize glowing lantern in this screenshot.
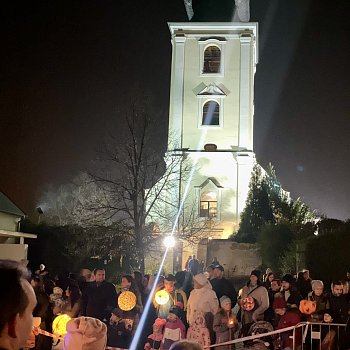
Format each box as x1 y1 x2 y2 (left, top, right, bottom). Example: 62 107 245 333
155 290 170 305
52 314 71 336
299 300 317 315
242 296 255 311
118 291 137 311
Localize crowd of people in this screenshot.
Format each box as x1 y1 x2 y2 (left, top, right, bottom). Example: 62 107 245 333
0 259 350 350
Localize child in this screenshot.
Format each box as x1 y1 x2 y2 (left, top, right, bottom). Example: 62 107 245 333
187 312 211 347
107 307 139 349
50 287 64 315
213 296 238 350
273 296 302 350
144 318 167 350
161 305 186 350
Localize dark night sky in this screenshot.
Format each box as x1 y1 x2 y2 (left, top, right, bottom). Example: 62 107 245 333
1 1 350 219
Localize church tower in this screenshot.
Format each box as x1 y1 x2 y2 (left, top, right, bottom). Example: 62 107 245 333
163 20 258 266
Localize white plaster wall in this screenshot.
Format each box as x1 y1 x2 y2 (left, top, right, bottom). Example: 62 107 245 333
182 38 241 150
0 212 19 232
207 240 261 277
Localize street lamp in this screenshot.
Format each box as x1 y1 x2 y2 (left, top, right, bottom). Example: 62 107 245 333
163 235 176 249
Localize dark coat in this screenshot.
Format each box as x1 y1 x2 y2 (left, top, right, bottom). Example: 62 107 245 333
81 281 117 321
211 277 237 305
328 293 349 324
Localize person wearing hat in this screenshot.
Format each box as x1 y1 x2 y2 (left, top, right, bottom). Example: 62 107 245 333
239 270 269 336
162 305 186 350
273 295 302 350
187 273 219 326
210 265 237 306
63 316 107 350
281 274 302 308
213 296 238 350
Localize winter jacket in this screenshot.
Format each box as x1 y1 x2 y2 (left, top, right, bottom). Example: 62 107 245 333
161 318 186 350
241 284 269 324
187 283 219 325
81 281 117 321
213 310 238 350
328 293 349 324
276 309 302 350
187 313 211 347
154 288 187 319
211 277 237 305
307 292 330 322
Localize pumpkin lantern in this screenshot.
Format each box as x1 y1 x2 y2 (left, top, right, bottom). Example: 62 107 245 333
52 314 71 337
242 296 255 311
118 291 137 311
299 300 317 315
155 289 170 305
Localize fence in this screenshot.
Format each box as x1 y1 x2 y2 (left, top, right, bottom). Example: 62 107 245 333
202 322 347 350
40 321 348 350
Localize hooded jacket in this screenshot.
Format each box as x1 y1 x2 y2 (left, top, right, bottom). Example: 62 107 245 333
187 282 219 325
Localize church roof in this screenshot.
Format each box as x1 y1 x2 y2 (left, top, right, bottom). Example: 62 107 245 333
0 192 25 217
195 177 224 189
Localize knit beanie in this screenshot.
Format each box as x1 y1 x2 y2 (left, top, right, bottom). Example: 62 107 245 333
273 296 287 309
220 295 231 307
250 270 262 279
311 280 324 291
193 273 208 286
63 317 107 350
282 274 295 285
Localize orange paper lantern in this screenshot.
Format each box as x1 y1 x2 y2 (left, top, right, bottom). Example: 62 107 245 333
299 300 317 315
242 296 255 311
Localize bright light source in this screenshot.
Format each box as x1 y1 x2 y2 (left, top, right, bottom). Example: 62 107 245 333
163 235 176 248
155 289 170 305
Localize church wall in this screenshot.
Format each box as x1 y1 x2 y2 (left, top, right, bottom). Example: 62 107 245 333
182 38 241 150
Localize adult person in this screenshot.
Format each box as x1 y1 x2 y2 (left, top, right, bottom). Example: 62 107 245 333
281 274 302 307
263 272 275 289
239 270 269 336
210 265 237 306
188 255 200 275
0 259 37 350
62 283 82 318
153 274 187 320
206 265 215 281
187 273 219 326
81 268 117 322
328 280 349 324
306 280 330 322
120 274 143 313
31 275 53 350
264 278 281 324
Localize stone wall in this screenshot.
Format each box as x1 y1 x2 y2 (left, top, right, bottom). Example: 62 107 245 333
207 239 261 278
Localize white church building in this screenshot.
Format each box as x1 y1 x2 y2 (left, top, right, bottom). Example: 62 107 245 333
146 16 260 272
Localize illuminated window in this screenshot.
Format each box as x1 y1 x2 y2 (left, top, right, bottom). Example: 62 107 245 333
199 192 218 218
202 101 220 126
203 46 221 74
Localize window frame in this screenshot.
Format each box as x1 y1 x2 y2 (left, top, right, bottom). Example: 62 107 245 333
199 39 226 77
199 200 218 219
197 97 224 129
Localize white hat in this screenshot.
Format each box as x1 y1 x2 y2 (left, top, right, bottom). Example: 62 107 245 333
63 317 107 350
193 273 209 286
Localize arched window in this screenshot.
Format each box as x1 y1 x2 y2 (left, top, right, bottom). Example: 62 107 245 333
202 101 220 126
199 191 217 218
203 46 221 74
